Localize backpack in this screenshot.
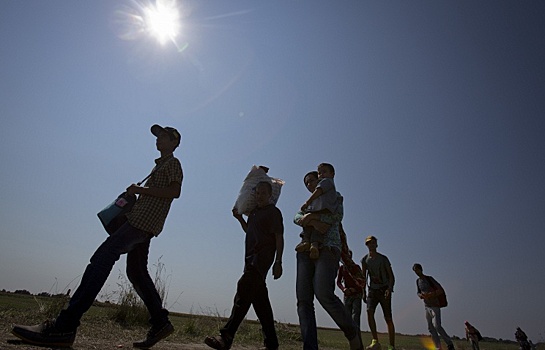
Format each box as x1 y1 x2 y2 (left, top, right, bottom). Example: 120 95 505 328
422 276 448 308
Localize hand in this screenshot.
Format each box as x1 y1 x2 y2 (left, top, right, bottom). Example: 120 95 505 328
272 261 283 279
301 202 309 211
384 288 391 298
232 208 242 219
126 184 141 195
311 220 331 234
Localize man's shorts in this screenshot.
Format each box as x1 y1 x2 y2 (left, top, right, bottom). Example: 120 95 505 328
366 287 392 319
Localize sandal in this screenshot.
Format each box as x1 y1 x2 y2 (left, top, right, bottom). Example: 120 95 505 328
205 335 231 350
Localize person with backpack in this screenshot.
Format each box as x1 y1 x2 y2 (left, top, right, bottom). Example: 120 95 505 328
413 263 455 350
465 321 482 350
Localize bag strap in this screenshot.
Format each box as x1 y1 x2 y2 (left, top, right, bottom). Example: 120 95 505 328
136 157 171 186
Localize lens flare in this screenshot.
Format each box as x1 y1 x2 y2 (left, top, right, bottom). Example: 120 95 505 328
112 0 182 47
420 336 436 350
143 0 180 45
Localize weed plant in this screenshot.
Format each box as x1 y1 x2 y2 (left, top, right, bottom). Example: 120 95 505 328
107 256 170 327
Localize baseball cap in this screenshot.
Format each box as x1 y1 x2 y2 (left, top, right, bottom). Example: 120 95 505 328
151 124 181 147
365 235 377 244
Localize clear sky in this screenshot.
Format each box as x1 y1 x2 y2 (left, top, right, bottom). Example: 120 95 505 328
1 0 544 343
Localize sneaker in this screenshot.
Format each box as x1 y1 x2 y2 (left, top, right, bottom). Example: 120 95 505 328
204 334 232 350
447 344 455 350
366 339 381 350
133 321 174 349
295 241 310 252
11 319 76 348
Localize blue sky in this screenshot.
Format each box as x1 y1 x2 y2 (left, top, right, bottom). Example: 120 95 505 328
1 0 544 343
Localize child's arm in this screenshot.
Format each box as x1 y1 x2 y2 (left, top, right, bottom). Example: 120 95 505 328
301 187 323 211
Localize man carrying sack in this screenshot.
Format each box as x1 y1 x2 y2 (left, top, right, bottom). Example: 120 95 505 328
12 124 183 349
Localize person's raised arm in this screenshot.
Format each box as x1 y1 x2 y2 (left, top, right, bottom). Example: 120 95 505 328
232 208 248 233
301 187 323 211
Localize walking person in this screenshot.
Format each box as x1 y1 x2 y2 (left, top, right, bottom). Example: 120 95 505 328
12 124 183 349
465 321 482 350
294 170 363 350
362 236 396 350
337 249 364 329
205 181 284 350
413 263 455 350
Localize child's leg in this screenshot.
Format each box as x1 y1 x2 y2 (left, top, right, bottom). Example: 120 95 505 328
309 228 324 259
295 227 312 252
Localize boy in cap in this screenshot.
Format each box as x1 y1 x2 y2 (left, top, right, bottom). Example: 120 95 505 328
361 235 396 350
12 124 183 349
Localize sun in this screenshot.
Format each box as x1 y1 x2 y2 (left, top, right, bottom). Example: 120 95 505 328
143 0 181 45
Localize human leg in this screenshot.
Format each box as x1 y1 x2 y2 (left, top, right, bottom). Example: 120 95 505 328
378 292 395 348
430 307 453 348
12 223 149 347
366 289 380 343
425 307 441 349
308 228 324 259
352 294 363 330
220 270 254 343
57 223 150 329
314 247 361 348
296 228 312 252
251 273 279 350
126 239 169 326
127 238 174 349
296 251 318 350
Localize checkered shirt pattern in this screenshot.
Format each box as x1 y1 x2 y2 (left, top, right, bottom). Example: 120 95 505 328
126 154 183 236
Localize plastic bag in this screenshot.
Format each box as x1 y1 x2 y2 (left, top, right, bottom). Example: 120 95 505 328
234 165 284 215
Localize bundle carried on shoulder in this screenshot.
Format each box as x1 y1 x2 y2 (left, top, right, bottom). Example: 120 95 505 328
234 165 284 215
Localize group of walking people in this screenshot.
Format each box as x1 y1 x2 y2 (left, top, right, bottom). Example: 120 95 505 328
7 124 528 350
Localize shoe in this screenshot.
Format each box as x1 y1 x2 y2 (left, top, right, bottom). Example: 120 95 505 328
366 339 381 350
447 345 455 350
204 334 232 350
309 243 320 259
295 241 310 252
133 321 174 349
11 319 76 348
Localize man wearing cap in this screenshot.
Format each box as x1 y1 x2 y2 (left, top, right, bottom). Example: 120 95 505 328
361 235 396 350
12 124 183 349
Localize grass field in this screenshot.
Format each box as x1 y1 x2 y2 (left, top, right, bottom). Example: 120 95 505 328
0 292 537 350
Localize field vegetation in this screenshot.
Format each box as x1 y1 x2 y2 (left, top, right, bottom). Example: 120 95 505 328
2 290 539 350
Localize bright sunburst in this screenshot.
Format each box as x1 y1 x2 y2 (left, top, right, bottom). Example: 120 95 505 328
143 0 181 45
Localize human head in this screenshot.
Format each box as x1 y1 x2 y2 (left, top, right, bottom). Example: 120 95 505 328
303 171 319 193
365 235 377 250
151 124 181 152
317 163 335 179
255 181 272 208
412 263 424 276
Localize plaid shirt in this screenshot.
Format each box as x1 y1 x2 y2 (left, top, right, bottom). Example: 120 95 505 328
126 154 183 236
